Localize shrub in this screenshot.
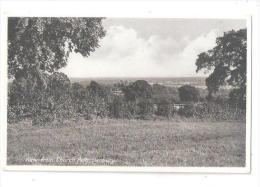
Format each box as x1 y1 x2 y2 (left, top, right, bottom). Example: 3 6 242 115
228 87 246 109
155 98 175 118
7 106 19 123
109 96 128 119
32 73 76 126
8 72 49 121
87 81 113 102
70 83 86 113
192 102 246 121
123 80 153 102
32 109 55 126
178 85 200 102
178 104 196 117
136 99 154 119
83 94 109 119
84 81 113 119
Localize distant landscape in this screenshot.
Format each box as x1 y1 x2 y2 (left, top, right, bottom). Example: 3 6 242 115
7 17 247 168
8 76 245 166
70 76 232 99
70 77 207 88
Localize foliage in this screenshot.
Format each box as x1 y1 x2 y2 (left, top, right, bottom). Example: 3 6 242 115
123 80 153 102
87 81 113 102
108 96 129 119
195 29 247 106
155 98 176 118
178 104 196 117
121 80 155 119
228 87 246 109
193 102 246 121
70 82 87 113
84 95 109 119
136 99 154 119
178 85 200 102
8 17 105 80
8 71 49 120
8 17 106 124
8 77 246 125
32 72 76 126
152 84 170 95
176 102 245 121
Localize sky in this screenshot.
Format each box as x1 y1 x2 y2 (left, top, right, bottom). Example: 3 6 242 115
60 18 246 78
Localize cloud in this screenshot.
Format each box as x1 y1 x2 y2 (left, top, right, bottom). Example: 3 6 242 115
171 29 218 76
61 25 218 78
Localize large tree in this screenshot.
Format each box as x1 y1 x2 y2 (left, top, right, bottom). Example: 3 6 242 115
178 85 200 103
195 29 247 106
123 80 153 102
8 17 105 85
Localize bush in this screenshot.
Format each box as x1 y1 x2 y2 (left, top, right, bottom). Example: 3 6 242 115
83 95 109 119
7 106 19 123
70 83 86 114
155 98 175 118
31 73 76 126
178 85 200 102
136 99 154 119
8 72 50 121
109 96 128 119
228 87 246 109
87 81 113 102
178 104 196 117
84 81 113 119
32 109 55 126
8 74 246 124
177 102 245 120
196 103 245 121
123 80 153 102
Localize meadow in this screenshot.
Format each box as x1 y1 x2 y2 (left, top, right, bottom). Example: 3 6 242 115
7 118 246 167
8 76 246 167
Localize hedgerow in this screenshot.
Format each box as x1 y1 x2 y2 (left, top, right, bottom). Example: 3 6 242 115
8 77 246 125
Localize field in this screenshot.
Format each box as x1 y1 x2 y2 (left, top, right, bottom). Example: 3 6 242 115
7 119 246 167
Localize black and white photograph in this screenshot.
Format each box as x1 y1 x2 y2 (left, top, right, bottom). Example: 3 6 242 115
5 17 249 168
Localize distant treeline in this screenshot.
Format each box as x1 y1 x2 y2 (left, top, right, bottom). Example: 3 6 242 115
8 72 245 126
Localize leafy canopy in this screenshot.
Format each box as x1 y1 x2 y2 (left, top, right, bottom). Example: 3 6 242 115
178 85 200 102
8 17 105 79
123 80 153 102
195 29 247 100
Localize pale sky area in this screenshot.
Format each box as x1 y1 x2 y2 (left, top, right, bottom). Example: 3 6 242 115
60 18 246 78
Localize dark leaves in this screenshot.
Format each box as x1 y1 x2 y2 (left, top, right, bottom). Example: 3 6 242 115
8 17 106 79
195 28 247 105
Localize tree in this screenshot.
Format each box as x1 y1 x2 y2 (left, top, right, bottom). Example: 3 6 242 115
8 17 105 83
87 81 106 98
195 29 247 106
86 81 113 102
8 71 50 120
109 96 127 119
48 72 71 98
85 81 113 118
123 80 153 102
178 85 200 102
32 72 75 125
155 97 175 118
122 80 154 119
71 83 86 101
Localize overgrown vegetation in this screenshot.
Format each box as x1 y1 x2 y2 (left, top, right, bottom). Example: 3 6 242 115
8 75 246 125
7 18 247 126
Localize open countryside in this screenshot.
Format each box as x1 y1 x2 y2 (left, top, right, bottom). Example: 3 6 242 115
7 18 247 167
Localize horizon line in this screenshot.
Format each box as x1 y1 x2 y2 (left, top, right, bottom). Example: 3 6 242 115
68 76 207 79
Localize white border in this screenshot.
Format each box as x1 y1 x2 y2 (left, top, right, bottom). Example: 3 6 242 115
0 1 257 175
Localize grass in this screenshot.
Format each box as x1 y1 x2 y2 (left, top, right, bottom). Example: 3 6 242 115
7 118 246 167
